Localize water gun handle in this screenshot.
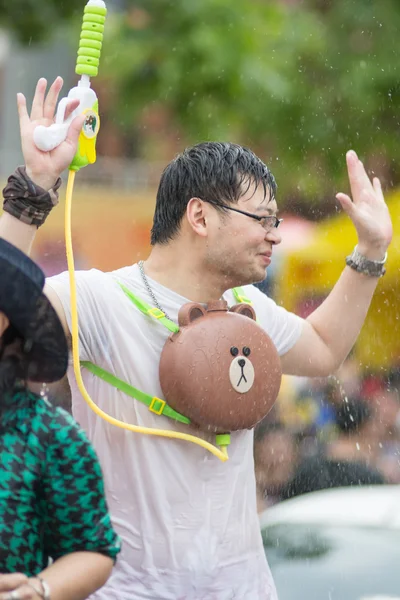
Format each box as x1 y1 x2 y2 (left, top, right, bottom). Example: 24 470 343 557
69 86 100 172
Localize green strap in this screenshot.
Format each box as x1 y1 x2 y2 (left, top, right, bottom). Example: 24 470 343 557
118 282 179 333
81 361 191 425
83 282 247 430
232 286 252 304
121 281 249 326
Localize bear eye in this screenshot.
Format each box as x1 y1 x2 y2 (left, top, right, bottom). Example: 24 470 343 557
243 347 251 357
230 347 239 357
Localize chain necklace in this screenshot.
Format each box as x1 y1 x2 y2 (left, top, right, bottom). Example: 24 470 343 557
138 261 229 322
138 260 174 321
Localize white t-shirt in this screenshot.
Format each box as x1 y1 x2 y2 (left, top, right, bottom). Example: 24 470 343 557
47 265 303 600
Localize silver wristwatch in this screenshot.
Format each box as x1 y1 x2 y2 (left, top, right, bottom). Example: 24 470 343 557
345 245 387 277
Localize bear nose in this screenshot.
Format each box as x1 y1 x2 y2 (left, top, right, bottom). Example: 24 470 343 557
238 358 246 368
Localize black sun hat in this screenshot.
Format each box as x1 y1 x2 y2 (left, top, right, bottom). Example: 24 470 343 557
0 238 68 382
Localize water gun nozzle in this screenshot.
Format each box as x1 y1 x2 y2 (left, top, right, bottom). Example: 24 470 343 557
76 0 107 78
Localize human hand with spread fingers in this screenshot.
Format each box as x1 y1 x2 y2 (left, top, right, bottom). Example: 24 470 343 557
17 77 84 191
281 149 393 378
336 149 392 261
0 77 85 262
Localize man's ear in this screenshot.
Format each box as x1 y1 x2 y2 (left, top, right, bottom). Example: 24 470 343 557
186 197 208 238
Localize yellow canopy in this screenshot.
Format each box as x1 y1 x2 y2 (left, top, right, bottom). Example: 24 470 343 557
276 191 400 369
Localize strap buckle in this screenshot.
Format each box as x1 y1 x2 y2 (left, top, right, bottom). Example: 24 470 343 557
149 397 166 415
148 307 165 319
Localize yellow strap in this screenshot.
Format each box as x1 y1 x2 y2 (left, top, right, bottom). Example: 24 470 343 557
65 170 228 462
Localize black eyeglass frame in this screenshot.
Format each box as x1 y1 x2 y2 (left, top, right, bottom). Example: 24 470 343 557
210 203 283 232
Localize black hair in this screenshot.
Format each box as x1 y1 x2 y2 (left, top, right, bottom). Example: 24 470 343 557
0 325 26 398
151 142 277 245
335 397 371 434
281 455 385 500
254 420 287 444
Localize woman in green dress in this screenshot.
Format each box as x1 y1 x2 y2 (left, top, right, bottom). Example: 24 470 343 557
0 238 120 600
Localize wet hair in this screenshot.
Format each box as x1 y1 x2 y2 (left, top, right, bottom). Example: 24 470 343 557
0 325 26 398
151 142 277 245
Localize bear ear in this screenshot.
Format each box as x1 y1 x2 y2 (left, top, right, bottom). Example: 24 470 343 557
230 303 256 321
178 302 207 327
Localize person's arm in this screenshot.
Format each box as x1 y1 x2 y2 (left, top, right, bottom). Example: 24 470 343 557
0 77 84 337
0 407 119 600
0 554 113 600
281 151 392 377
0 77 82 249
43 409 120 588
36 408 120 600
0 213 37 255
36 552 113 600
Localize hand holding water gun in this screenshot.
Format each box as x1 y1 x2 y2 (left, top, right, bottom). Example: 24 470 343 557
14 0 230 462
17 78 84 191
29 0 107 176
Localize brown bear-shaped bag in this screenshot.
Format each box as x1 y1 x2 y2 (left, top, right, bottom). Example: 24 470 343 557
159 299 282 433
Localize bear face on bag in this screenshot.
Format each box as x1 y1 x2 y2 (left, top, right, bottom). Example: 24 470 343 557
159 299 282 433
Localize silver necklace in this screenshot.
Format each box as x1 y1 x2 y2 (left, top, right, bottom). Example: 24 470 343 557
138 260 173 321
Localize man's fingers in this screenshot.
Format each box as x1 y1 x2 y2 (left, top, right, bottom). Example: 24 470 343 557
30 78 47 121
65 113 85 147
16 93 29 129
336 192 354 216
346 150 373 200
43 76 64 120
373 177 385 202
64 99 81 121
0 573 28 592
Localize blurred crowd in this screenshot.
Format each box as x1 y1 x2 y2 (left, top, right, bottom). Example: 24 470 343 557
254 355 400 512
48 339 400 514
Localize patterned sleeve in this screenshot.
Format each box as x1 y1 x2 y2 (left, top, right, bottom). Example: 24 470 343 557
41 407 121 562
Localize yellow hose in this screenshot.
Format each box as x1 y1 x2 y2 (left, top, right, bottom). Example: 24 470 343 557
65 169 228 462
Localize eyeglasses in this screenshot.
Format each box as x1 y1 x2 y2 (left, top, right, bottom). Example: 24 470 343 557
220 205 283 233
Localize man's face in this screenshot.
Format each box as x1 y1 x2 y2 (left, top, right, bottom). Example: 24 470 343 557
205 183 281 288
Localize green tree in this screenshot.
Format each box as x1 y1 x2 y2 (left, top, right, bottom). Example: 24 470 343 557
102 0 400 206
0 0 83 44
5 0 399 206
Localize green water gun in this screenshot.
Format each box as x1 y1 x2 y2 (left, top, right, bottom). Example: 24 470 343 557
33 0 107 171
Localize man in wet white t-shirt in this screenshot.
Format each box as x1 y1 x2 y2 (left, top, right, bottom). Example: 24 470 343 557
0 77 392 599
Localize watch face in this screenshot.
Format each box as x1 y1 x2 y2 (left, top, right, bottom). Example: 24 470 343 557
83 111 100 139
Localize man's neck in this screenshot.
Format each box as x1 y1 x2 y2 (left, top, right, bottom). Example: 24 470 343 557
142 245 233 303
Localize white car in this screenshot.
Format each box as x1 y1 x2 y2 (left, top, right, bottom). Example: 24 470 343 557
259 485 400 600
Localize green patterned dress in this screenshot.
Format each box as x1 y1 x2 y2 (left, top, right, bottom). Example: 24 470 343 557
0 387 121 576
